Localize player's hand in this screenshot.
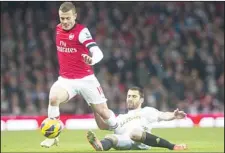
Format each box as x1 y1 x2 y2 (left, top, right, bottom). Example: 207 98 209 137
173 108 187 119
82 54 93 65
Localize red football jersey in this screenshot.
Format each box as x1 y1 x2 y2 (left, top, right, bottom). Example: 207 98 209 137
55 23 96 79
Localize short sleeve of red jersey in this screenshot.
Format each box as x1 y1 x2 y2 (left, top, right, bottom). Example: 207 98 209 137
78 28 97 50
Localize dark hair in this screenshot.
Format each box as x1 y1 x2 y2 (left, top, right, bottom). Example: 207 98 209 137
59 2 76 14
129 86 144 98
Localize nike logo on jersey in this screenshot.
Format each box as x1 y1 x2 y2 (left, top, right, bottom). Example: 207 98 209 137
85 32 91 39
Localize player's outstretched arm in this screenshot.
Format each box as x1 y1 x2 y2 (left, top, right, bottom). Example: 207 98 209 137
158 108 187 121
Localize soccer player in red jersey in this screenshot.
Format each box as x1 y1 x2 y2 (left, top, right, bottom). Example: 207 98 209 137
41 2 118 147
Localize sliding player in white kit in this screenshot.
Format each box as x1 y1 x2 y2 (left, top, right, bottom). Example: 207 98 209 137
87 87 188 151
41 2 118 147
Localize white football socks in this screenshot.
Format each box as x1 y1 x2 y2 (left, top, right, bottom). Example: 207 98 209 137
48 105 60 118
104 110 118 130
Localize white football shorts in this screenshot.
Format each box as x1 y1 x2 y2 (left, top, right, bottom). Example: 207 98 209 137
50 74 107 104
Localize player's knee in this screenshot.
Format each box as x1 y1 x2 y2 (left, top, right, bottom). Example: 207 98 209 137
49 87 69 106
49 96 59 106
49 93 69 106
129 128 143 142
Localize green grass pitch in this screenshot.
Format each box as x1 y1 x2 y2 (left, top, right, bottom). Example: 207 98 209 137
1 127 224 152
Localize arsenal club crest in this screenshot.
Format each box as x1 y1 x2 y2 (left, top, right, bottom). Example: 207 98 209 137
69 33 74 40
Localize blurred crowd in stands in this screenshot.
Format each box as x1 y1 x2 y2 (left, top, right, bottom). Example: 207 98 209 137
1 2 224 115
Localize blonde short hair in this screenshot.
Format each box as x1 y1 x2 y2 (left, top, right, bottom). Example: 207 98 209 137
59 2 76 14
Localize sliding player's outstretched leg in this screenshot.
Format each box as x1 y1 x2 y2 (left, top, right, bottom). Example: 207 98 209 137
129 129 188 150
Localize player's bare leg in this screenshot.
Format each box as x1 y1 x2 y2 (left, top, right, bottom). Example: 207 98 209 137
91 103 118 131
48 85 69 118
91 107 110 130
41 85 69 148
87 130 103 151
130 129 187 150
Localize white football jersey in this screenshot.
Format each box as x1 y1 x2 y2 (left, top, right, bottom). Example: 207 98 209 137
115 107 160 135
